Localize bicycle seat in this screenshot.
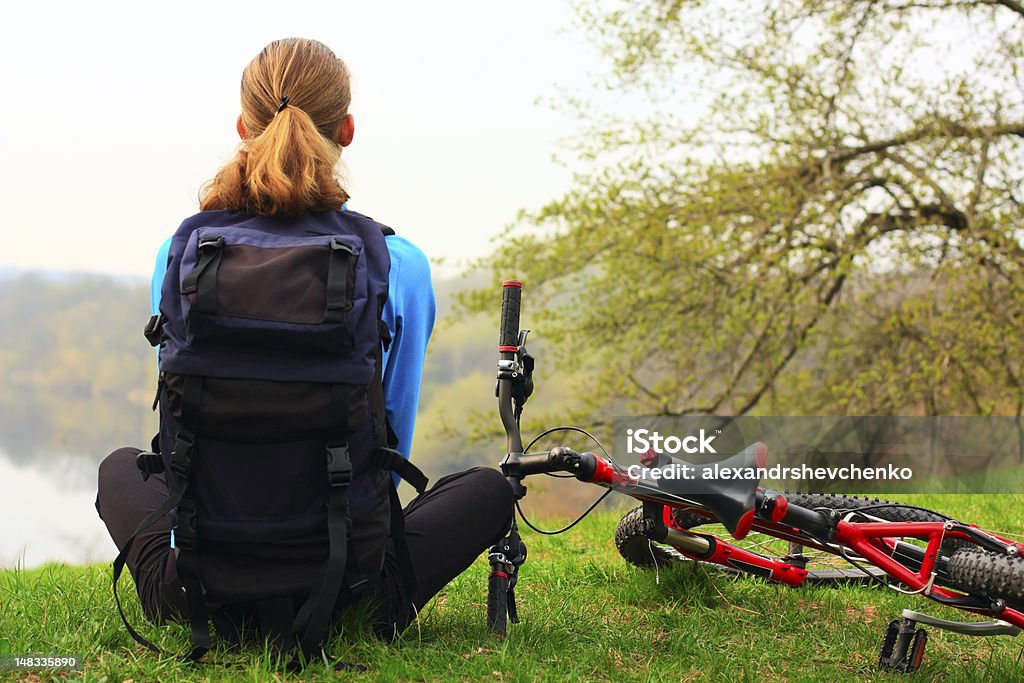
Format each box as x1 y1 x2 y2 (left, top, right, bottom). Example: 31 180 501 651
656 442 768 540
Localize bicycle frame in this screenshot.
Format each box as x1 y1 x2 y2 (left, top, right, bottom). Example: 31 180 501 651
577 456 1024 628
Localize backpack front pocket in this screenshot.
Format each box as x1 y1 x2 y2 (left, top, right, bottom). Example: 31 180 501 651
179 229 364 356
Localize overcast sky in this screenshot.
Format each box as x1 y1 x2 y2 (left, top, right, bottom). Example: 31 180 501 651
0 1 598 279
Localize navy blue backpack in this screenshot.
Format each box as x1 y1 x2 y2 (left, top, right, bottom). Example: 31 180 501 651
115 209 427 660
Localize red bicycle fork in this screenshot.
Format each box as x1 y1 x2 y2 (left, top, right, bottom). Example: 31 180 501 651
659 505 809 586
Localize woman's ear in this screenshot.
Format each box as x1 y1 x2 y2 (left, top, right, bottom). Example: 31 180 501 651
337 114 355 147
236 115 247 141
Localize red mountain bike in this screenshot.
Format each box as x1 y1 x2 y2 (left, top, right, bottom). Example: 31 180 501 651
485 280 1023 674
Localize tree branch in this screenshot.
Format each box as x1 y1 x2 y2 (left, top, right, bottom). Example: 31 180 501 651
735 272 848 416
627 371 668 410
987 0 1024 18
825 1 877 126
967 135 992 224
864 203 968 231
705 302 783 414
951 355 987 414
824 120 1024 168
884 0 1021 13
882 149 959 210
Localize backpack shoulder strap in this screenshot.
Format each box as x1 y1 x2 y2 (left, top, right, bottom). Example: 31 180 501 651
340 208 395 237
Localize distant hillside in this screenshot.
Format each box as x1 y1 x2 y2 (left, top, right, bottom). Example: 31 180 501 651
0 273 155 461
0 266 148 286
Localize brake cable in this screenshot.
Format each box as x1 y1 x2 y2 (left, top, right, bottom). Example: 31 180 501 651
516 425 614 534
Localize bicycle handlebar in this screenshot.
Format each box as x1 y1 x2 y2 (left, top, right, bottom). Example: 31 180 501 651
508 448 599 480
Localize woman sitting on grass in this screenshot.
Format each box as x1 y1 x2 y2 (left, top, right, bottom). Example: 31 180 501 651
96 37 512 659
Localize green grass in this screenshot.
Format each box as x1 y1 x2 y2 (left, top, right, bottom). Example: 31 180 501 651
2 500 1023 682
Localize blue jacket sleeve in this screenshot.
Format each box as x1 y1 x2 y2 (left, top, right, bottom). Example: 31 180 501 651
152 237 171 316
152 238 172 367
381 235 436 461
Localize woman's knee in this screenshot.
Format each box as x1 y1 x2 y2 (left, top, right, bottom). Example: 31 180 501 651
413 466 514 540
97 447 141 514
461 466 515 531
99 447 141 478
466 466 513 502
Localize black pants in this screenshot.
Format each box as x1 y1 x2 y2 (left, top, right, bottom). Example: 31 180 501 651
96 447 514 635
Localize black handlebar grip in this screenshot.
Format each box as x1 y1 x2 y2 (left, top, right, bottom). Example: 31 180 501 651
499 280 522 349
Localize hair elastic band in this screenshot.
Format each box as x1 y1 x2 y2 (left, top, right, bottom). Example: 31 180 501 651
275 96 290 115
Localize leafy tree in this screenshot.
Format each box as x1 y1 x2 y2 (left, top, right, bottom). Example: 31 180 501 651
465 0 1024 419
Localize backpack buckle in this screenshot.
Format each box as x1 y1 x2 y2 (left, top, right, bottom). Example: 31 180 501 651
329 237 356 255
135 450 164 481
171 433 195 478
326 443 352 488
144 314 164 347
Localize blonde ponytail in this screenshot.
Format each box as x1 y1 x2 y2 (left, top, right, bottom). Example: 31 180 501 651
201 38 352 216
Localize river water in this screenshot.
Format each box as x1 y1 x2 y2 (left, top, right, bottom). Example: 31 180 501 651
0 388 155 569
0 447 115 568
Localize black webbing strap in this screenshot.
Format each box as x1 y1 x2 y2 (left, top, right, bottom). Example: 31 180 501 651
374 448 427 612
168 427 211 662
173 495 198 550
176 549 211 661
292 387 352 655
387 484 417 602
292 442 352 656
375 448 428 495
324 238 355 323
112 483 189 654
112 431 197 657
181 235 225 314
378 320 392 353
383 416 400 450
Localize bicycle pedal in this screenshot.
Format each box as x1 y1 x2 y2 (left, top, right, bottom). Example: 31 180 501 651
878 618 927 673
878 619 899 664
